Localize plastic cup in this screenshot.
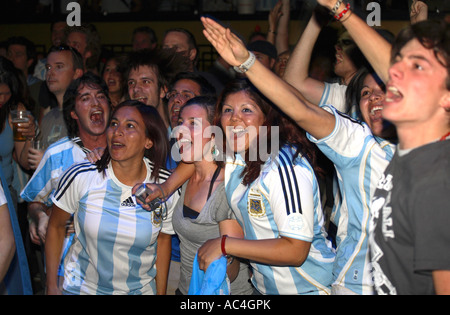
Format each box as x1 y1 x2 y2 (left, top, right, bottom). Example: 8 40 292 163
11 110 30 141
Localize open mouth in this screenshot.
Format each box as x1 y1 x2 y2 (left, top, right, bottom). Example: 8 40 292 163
107 79 117 87
385 86 403 103
90 110 104 124
134 96 148 104
231 127 247 136
177 138 192 154
111 139 125 150
370 105 383 117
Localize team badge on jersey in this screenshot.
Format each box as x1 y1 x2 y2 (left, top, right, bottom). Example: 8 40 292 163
152 210 162 227
248 189 266 217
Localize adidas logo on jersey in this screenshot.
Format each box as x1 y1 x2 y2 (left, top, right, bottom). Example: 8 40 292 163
121 197 136 207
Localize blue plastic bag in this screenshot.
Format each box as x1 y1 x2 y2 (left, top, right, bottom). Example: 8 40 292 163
188 253 230 295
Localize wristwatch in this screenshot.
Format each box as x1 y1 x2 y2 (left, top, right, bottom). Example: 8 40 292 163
233 52 256 74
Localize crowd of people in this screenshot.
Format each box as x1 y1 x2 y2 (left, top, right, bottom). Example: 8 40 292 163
0 0 449 296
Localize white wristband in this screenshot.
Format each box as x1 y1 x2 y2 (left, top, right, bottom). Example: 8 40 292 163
233 52 256 74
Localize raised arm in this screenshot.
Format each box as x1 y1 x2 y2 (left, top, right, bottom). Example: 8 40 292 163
267 0 290 55
317 0 391 83
283 7 328 105
201 16 335 140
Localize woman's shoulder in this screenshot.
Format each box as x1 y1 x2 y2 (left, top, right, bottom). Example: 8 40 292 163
144 157 172 181
262 145 315 182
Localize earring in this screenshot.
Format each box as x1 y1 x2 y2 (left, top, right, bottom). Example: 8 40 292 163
211 144 219 158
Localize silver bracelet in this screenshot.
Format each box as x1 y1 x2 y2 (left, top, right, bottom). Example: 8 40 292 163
331 0 344 15
233 52 256 74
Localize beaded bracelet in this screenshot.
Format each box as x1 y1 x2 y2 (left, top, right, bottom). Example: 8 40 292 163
334 3 351 21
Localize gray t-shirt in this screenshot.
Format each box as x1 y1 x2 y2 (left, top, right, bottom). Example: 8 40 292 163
172 181 252 295
39 107 68 150
370 139 450 295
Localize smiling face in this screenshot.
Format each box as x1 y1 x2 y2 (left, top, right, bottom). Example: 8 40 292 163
220 91 265 154
334 32 358 83
383 38 450 132
103 58 123 95
177 104 213 163
127 65 164 108
70 83 110 137
167 79 201 128
359 73 386 137
107 106 153 163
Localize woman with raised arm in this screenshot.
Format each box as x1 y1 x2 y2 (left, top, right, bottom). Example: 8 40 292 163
200 16 396 295
171 96 252 295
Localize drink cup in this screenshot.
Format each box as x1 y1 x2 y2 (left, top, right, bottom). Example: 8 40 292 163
11 110 30 142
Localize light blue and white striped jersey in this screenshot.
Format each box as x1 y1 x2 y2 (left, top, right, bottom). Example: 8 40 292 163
20 137 90 276
51 158 178 295
319 82 360 120
225 146 335 295
20 136 90 206
307 105 395 295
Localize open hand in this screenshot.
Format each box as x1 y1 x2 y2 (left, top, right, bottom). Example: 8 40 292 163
201 16 250 68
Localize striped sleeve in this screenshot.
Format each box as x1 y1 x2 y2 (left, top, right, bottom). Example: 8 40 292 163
52 162 98 214
265 149 316 242
319 82 347 112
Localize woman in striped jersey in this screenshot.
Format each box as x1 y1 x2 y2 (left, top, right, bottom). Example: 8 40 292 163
197 79 335 295
200 16 396 295
45 101 178 295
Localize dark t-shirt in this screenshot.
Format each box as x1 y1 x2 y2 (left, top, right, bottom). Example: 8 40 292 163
370 139 450 295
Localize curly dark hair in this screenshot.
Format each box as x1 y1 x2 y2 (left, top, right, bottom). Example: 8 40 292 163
215 79 323 186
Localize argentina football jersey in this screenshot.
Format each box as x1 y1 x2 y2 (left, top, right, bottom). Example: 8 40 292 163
51 158 178 295
307 105 395 295
21 137 90 206
225 146 335 295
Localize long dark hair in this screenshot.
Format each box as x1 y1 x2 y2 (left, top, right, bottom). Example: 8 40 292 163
215 79 322 186
0 56 32 133
96 100 169 180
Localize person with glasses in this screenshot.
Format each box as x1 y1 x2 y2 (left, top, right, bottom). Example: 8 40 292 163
166 71 216 131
